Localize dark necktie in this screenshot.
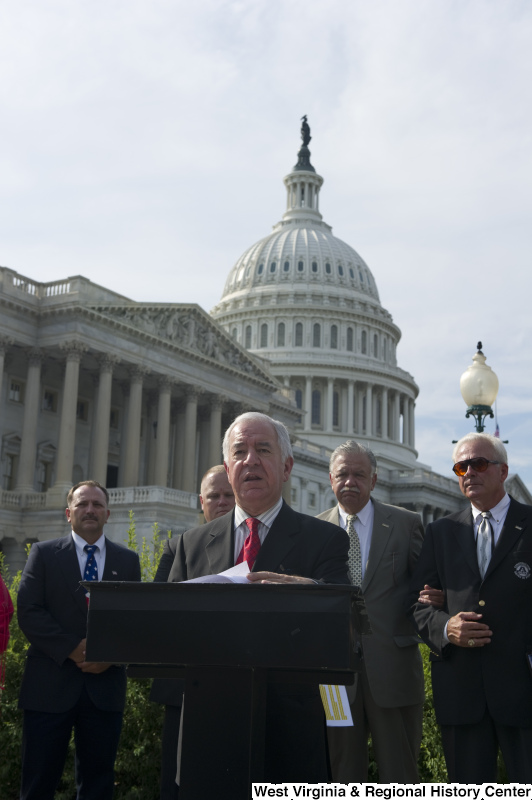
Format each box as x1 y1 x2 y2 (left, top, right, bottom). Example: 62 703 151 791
346 514 362 586
83 544 99 583
236 517 261 570
477 512 493 578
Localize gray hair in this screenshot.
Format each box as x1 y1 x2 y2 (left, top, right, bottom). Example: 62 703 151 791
329 441 377 475
222 412 293 462
452 433 508 465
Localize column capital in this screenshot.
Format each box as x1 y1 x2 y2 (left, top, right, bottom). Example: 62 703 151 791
129 364 150 382
185 386 202 403
59 340 88 362
27 347 44 367
158 375 174 393
97 353 120 373
0 335 14 355
209 394 226 412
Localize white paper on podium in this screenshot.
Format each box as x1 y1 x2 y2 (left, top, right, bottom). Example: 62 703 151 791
319 684 353 726
183 561 252 584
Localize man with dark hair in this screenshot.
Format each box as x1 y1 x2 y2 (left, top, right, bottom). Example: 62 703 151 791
18 480 141 800
409 433 532 783
167 412 349 784
151 465 236 800
318 440 425 783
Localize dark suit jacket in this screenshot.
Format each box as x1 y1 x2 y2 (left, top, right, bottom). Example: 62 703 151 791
18 534 141 713
167 500 349 584
318 500 424 708
408 497 532 727
164 500 349 782
154 536 180 583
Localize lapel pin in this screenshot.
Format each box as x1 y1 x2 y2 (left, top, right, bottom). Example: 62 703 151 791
112 571 118 575
516 526 523 531
382 524 389 528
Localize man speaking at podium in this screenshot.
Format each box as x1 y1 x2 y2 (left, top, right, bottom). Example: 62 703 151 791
167 411 350 783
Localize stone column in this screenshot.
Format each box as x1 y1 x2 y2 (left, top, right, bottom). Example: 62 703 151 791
356 384 364 435
381 387 388 439
172 401 186 489
410 399 416 449
402 395 410 446
89 355 116 485
426 506 434 525
15 349 43 491
48 342 87 502
326 378 334 432
299 478 308 513
347 380 354 435
208 398 223 467
366 383 373 436
393 391 401 442
0 336 14 414
304 376 312 431
122 367 146 487
182 388 199 493
154 377 172 487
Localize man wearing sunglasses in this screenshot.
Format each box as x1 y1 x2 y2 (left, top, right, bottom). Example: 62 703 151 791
408 433 532 783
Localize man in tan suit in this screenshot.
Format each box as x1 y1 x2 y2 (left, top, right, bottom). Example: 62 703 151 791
317 441 425 782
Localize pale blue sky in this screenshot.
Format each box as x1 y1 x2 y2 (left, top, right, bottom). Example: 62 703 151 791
1 0 531 488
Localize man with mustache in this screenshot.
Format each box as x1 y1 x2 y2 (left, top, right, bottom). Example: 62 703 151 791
167 412 350 785
317 441 425 783
408 433 532 783
17 480 141 800
151 464 236 800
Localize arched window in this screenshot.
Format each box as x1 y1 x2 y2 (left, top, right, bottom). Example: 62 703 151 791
277 322 285 347
325 262 332 274
333 391 339 427
383 338 387 362
338 264 344 276
311 261 318 273
245 325 252 348
349 267 355 279
297 261 304 272
295 322 303 347
373 334 378 358
260 324 268 348
232 327 237 340
258 263 264 275
361 330 367 354
330 325 338 349
347 327 353 352
313 323 321 348
270 261 276 273
311 390 321 426
283 261 290 272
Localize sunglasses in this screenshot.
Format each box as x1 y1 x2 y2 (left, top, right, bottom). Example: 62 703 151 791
452 457 500 477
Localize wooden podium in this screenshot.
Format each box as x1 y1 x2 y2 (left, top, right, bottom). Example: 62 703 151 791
85 581 362 799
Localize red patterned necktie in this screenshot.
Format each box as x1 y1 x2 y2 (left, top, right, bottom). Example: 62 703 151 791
236 517 261 570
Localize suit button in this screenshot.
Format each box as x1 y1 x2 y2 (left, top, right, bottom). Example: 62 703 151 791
478 600 485 607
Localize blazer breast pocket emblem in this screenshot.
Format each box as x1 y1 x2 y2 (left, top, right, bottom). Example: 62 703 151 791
514 562 531 580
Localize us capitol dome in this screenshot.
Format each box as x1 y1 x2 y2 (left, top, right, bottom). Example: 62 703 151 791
211 118 420 471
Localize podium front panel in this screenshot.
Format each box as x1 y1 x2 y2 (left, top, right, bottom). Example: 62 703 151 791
85 582 356 673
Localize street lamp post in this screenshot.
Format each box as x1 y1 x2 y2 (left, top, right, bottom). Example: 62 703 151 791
459 342 499 433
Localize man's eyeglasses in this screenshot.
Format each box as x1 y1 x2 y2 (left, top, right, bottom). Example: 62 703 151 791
452 457 500 477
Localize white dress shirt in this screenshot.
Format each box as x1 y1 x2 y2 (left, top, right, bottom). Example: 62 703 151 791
232 497 284 563
72 531 106 580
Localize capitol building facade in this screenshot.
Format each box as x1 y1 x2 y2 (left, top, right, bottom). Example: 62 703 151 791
2 123 527 571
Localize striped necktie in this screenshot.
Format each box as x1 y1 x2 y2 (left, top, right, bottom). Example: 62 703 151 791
477 512 493 578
